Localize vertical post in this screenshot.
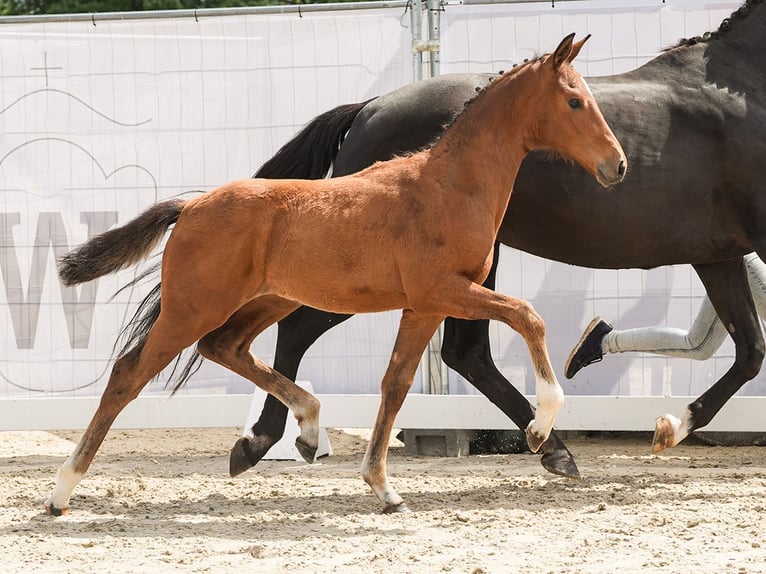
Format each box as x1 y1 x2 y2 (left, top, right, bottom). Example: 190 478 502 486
416 0 447 395
410 0 424 82
426 0 441 78
425 323 449 394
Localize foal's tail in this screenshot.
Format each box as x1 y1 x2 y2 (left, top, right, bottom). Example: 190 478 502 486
58 198 185 286
253 99 373 179
75 101 372 392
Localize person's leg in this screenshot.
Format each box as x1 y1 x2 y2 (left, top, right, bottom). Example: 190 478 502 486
744 253 766 319
566 285 732 378
603 296 727 359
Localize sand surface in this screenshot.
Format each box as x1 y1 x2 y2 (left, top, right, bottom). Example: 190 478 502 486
2 427 765 573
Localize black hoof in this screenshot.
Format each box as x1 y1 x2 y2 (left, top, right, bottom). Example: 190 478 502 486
540 443 581 479
383 502 411 514
564 317 612 379
295 438 317 464
229 436 272 477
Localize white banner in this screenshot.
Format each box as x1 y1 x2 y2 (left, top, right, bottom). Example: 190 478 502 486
0 7 411 398
0 0 755 404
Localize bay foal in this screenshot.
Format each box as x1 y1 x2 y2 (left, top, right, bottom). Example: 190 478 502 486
48 34 625 515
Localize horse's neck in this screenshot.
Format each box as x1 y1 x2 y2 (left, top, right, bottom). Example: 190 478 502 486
718 5 766 72
690 4 766 86
726 2 766 48
424 73 533 218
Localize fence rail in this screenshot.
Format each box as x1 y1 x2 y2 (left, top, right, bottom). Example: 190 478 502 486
3 394 765 433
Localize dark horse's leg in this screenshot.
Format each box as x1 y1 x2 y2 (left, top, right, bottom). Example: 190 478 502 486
441 244 580 478
230 308 352 476
653 257 765 452
230 101 366 474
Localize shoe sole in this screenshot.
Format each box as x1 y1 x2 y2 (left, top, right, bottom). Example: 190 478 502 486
564 316 604 379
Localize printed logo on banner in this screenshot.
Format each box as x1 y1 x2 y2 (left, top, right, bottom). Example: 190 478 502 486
0 52 157 395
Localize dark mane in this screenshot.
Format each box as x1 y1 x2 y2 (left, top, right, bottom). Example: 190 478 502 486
446 56 542 126
666 0 763 50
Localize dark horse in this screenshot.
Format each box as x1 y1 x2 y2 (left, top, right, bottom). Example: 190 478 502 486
155 1 765 477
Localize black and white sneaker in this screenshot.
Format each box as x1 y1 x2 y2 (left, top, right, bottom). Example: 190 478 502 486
564 317 613 379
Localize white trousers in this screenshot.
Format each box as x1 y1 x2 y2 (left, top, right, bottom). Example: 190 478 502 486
603 253 766 360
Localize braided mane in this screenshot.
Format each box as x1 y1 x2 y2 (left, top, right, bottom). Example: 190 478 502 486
667 0 764 50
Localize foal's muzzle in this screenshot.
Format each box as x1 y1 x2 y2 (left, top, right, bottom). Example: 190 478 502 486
596 158 627 187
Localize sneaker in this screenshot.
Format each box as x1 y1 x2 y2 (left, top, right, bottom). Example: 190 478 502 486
564 317 613 379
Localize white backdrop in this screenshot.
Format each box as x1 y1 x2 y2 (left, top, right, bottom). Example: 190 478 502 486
0 6 411 398
0 0 753 407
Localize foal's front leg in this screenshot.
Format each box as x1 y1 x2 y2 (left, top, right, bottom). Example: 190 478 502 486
420 278 564 452
362 311 443 513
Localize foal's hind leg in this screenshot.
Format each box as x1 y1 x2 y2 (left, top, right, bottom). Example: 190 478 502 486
363 311 443 513
45 314 213 515
195 297 324 471
235 308 354 473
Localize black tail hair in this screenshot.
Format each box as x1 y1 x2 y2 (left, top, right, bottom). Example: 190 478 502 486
253 100 372 179
59 199 184 286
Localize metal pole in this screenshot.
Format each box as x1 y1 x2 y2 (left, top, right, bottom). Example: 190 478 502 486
409 0 424 81
425 0 441 78
411 0 431 392
417 0 447 394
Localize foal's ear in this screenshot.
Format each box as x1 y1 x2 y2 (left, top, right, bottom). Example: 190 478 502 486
567 34 591 63
551 33 576 70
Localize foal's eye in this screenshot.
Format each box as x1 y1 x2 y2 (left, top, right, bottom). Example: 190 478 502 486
568 98 582 109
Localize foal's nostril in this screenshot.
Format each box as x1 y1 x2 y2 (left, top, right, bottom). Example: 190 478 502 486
617 160 626 177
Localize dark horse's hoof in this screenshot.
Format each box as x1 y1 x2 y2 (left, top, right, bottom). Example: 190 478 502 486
540 435 581 479
652 414 680 454
229 436 272 477
295 438 317 464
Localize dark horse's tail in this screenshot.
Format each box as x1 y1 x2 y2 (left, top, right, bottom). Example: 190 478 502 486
252 100 372 179
59 199 185 286
102 99 372 392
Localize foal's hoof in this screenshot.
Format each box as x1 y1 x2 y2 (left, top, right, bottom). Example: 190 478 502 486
540 439 581 479
229 436 270 477
652 415 678 454
44 502 68 517
382 502 411 514
295 438 317 464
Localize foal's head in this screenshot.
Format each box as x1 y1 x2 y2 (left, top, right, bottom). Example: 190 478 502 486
524 34 626 187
